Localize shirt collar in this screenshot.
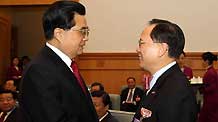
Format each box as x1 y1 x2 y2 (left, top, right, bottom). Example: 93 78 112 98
46 42 72 70
0 106 16 121
149 61 176 91
99 111 109 122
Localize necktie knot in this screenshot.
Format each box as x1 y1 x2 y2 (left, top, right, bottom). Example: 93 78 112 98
71 61 78 72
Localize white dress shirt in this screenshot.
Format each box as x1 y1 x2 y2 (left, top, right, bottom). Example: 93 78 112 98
46 42 73 72
147 61 176 94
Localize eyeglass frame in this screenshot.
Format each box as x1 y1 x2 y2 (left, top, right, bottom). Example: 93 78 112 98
138 38 166 47
71 26 90 38
0 97 14 102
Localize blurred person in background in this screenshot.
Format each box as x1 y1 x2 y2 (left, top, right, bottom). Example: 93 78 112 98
91 91 119 122
120 77 144 112
198 52 218 122
3 80 18 93
176 51 193 80
20 56 31 71
90 82 105 93
6 57 22 81
6 57 22 89
0 90 25 122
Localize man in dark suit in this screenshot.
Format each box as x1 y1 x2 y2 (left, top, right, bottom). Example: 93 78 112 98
0 90 26 122
91 91 119 122
133 19 197 122
120 77 144 112
19 1 98 122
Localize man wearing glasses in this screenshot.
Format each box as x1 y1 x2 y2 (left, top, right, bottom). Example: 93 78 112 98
133 19 197 122
19 1 98 122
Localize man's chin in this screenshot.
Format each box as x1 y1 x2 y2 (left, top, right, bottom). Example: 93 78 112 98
139 62 144 69
77 50 83 55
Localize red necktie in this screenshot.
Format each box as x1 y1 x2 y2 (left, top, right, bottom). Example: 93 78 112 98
0 112 7 122
144 75 152 90
71 61 87 95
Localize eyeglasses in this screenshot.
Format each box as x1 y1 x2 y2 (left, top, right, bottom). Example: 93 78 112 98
138 38 163 47
72 27 90 38
138 39 146 47
0 97 14 102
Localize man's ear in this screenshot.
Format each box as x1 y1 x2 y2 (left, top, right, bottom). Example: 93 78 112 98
54 28 64 43
158 43 168 57
105 104 109 110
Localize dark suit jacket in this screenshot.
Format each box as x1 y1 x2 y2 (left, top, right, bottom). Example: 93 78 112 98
19 46 98 122
4 107 26 122
120 87 144 112
101 111 119 122
133 63 197 122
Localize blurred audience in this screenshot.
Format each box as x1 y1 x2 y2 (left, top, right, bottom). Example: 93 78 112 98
90 82 105 93
20 56 31 71
176 51 193 80
120 77 144 112
3 80 18 93
198 52 218 122
6 57 22 89
91 91 119 122
0 90 26 122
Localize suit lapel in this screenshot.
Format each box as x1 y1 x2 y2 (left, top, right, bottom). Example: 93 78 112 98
4 108 16 122
42 46 97 116
144 64 180 106
42 46 86 96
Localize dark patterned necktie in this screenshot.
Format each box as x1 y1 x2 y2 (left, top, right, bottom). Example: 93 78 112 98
70 61 87 95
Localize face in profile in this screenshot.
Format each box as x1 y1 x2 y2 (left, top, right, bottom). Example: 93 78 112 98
0 93 16 112
59 14 89 59
136 24 160 71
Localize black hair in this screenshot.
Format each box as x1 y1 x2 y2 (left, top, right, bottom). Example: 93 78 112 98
43 1 86 40
127 77 136 82
91 82 104 91
202 52 218 65
21 56 30 62
149 19 185 58
10 56 20 65
0 89 18 100
91 91 111 107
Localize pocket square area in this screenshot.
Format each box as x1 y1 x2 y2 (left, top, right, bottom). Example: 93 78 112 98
141 107 152 118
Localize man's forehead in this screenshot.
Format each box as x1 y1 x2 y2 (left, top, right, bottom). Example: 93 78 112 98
144 24 156 33
0 93 13 97
141 24 156 39
74 14 87 27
